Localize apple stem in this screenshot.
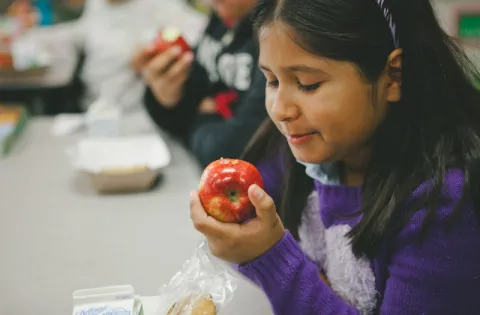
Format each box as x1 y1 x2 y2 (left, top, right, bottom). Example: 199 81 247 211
228 190 238 201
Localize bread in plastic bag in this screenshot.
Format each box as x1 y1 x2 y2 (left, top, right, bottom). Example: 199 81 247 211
158 240 238 315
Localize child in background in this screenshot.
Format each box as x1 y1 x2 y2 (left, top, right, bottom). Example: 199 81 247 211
59 0 206 117
189 0 480 314
133 0 269 166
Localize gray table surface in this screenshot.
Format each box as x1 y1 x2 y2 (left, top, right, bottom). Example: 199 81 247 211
0 118 272 315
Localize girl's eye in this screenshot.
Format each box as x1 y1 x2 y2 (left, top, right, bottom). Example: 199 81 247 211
266 80 279 88
297 81 321 92
266 79 321 91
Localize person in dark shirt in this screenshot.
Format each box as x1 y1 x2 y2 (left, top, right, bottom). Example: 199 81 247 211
132 0 267 166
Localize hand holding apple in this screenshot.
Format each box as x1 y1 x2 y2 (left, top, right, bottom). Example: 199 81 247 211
138 28 194 107
141 46 194 108
190 159 285 265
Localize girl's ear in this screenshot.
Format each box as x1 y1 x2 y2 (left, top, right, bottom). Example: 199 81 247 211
386 48 402 103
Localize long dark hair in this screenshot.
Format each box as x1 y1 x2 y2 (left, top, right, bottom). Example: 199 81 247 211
244 0 480 258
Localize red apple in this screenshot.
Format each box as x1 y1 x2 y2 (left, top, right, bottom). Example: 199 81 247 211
153 27 191 55
198 159 264 223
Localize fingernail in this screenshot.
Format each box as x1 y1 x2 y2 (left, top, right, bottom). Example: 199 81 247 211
190 190 197 199
171 46 181 56
252 185 264 200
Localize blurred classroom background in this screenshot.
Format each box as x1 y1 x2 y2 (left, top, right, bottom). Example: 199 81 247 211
0 0 478 314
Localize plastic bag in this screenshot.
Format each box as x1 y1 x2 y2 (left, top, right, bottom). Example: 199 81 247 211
158 240 238 315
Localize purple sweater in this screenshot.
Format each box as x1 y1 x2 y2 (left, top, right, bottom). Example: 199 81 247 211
238 168 480 314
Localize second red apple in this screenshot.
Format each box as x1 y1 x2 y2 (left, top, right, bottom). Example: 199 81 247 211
153 27 191 55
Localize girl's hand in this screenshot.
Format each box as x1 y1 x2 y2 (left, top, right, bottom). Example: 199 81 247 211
190 185 285 265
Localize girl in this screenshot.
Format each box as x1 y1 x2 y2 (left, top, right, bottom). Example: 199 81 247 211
189 0 480 314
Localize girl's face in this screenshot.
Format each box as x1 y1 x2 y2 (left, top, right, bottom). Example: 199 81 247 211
211 0 257 23
259 22 397 165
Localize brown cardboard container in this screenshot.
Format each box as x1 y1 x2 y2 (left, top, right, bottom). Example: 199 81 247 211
86 166 159 194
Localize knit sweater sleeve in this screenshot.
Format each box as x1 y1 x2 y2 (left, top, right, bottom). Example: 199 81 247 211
238 169 480 315
238 231 360 315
